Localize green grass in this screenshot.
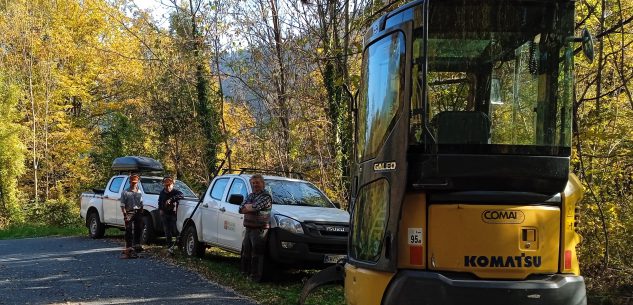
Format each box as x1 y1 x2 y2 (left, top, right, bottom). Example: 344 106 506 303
0 223 122 240
149 246 345 305
0 224 86 240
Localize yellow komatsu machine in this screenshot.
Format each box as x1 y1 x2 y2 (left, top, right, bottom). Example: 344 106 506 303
301 0 591 304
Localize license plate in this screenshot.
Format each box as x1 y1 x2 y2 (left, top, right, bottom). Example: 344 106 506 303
324 254 346 264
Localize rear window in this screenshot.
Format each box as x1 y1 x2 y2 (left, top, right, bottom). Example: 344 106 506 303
265 179 334 208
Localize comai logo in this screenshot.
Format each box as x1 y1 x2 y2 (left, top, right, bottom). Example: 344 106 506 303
465 254 542 268
481 210 525 224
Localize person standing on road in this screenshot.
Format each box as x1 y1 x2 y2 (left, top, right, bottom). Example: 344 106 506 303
238 174 272 281
120 173 144 259
158 176 183 254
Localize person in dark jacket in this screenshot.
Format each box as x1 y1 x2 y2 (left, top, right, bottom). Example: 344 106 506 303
120 174 143 259
158 176 183 253
238 174 272 282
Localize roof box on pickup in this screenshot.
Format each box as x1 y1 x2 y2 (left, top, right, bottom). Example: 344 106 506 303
112 156 163 172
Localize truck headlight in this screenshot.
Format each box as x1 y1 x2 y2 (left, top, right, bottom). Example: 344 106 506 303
275 215 304 234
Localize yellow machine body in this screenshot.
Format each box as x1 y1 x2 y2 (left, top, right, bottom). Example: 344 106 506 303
344 175 584 304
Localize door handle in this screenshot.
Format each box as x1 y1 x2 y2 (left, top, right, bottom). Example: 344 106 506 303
104 195 109 199
202 203 208 208
219 207 226 212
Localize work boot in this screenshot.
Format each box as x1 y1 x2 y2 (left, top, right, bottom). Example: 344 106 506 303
120 248 138 259
133 244 143 253
240 255 251 277
250 255 265 282
120 249 130 259
129 248 139 259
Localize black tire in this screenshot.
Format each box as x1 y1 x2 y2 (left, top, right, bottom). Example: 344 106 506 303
87 212 105 239
184 225 205 258
141 214 154 245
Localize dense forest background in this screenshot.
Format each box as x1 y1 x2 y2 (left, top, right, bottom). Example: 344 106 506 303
0 0 631 300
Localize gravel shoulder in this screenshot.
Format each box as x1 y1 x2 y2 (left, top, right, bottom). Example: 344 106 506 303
0 236 258 305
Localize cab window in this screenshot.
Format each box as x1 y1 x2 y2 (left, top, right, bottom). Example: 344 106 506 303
108 177 124 193
226 179 248 204
351 179 390 262
209 178 229 200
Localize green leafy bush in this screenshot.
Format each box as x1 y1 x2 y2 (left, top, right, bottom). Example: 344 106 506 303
23 199 83 227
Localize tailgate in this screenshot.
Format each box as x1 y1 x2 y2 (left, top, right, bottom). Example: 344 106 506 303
428 204 560 279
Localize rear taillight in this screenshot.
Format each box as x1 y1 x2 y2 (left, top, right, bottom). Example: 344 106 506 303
564 250 572 269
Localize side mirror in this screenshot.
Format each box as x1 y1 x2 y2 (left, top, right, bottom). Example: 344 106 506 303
580 28 595 63
332 202 341 209
342 84 358 112
569 28 594 63
228 194 244 205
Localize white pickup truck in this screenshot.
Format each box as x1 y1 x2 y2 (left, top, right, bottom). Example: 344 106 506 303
80 156 197 244
177 173 349 276
80 175 198 243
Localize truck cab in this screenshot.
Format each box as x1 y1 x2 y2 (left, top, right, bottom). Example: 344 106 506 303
177 173 350 272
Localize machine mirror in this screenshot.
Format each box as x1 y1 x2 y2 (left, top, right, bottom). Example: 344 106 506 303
581 28 595 63
343 84 358 112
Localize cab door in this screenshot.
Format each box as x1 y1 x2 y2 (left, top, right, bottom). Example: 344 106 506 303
217 178 248 251
103 177 125 225
349 23 412 272
201 177 228 244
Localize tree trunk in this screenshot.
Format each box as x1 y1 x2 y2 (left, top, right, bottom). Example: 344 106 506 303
190 0 218 180
269 0 290 170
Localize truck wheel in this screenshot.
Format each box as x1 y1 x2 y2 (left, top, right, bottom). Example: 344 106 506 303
141 214 154 245
184 225 205 258
88 212 105 239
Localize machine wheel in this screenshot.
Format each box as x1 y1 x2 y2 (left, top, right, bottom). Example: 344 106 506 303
87 212 105 239
184 225 205 258
141 214 154 245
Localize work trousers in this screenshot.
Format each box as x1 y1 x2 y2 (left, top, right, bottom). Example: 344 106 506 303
240 227 268 279
161 213 177 247
124 210 144 249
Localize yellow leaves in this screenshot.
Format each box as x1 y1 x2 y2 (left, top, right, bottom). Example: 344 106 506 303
221 100 256 168
0 0 157 203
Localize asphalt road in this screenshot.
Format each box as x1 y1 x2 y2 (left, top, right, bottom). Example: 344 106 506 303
0 236 258 305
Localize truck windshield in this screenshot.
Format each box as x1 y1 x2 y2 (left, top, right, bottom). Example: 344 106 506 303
410 0 574 156
139 178 198 198
265 179 334 208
